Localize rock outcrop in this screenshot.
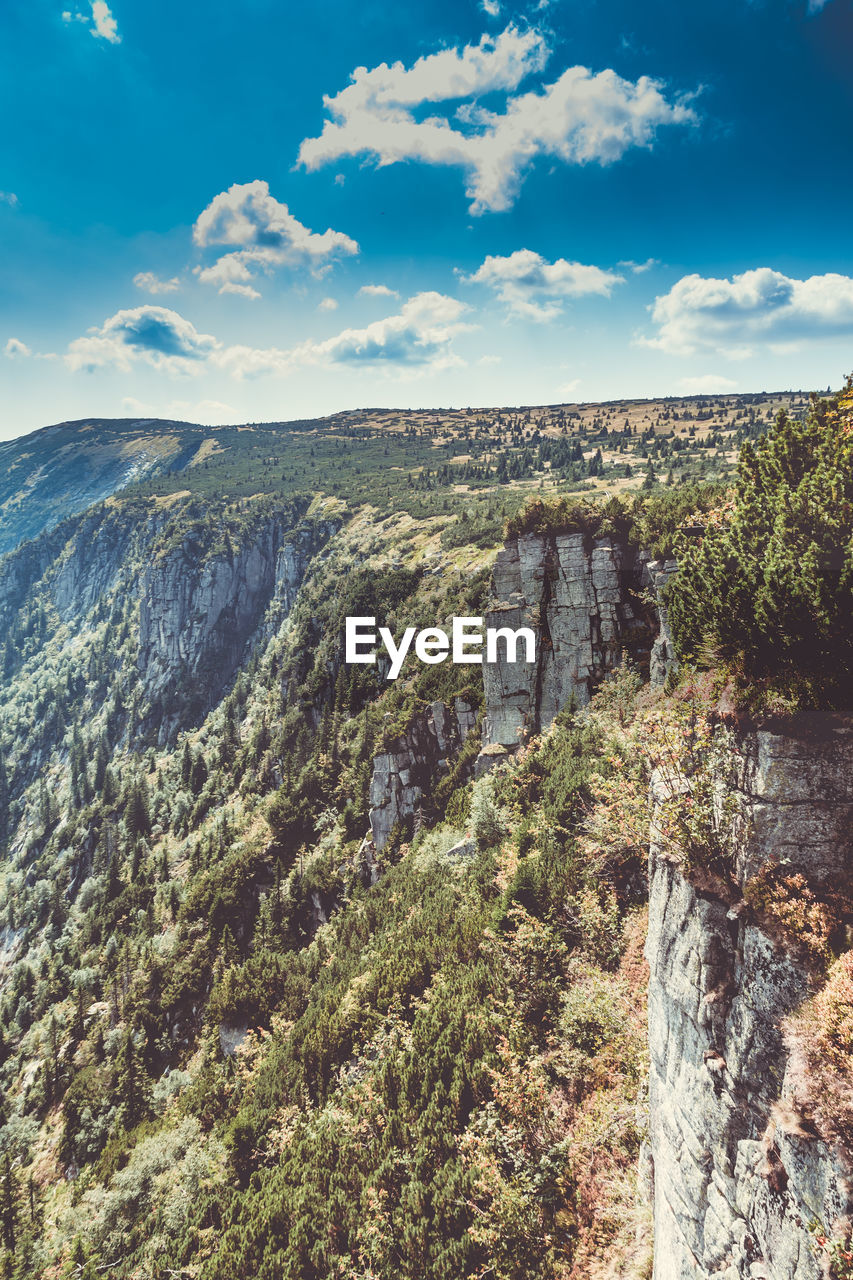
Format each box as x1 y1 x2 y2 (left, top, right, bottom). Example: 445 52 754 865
138 514 333 743
479 530 656 761
369 698 477 852
646 717 853 1280
646 557 680 688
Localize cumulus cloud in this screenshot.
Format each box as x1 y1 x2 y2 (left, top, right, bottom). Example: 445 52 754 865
318 297 339 311
481 0 501 14
298 26 696 213
120 396 239 423
618 256 659 274
163 399 239 422
463 248 623 320
0 191 18 208
91 1 120 42
359 283 399 298
66 306 219 373
193 180 358 297
64 293 470 381
5 338 31 359
290 292 472 372
643 268 853 357
134 271 181 295
64 3 120 43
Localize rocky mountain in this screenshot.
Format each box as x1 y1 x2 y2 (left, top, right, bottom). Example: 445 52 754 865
0 385 850 1280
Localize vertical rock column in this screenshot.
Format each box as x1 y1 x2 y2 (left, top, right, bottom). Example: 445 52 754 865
646 720 853 1280
480 530 649 765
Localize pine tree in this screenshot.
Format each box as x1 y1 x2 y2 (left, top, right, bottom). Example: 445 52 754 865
124 777 151 839
190 754 208 797
92 737 108 794
0 1156 17 1252
113 1029 151 1130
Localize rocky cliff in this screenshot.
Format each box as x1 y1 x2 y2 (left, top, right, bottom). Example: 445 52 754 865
369 697 477 853
137 512 336 742
478 529 671 763
646 718 853 1280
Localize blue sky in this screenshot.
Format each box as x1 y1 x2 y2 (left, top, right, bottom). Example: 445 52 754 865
1 0 852 437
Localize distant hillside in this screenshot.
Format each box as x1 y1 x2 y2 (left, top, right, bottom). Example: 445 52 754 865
0 390 809 555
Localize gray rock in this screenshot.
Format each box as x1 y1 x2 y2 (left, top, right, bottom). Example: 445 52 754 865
219 1022 249 1056
138 517 336 743
480 529 661 762
647 720 853 1279
369 699 476 851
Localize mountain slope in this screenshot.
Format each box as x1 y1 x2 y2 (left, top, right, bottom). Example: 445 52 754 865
0 383 850 1280
0 389 806 554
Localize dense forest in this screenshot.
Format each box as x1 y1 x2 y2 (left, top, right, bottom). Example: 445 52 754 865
0 383 850 1279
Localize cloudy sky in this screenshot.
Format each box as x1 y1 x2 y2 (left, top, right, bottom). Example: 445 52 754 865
1 0 852 437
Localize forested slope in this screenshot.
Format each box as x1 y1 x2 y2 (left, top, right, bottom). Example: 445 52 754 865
0 382 850 1280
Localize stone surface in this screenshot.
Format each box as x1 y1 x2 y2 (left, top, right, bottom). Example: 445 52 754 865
480 530 656 758
645 557 680 687
646 720 853 1279
369 699 476 851
138 517 336 743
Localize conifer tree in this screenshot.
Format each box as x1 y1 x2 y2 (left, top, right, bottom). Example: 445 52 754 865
124 777 151 839
0 1156 17 1252
113 1028 151 1130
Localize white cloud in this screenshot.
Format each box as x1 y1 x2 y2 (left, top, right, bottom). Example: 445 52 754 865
64 293 470 381
66 306 219 374
643 268 853 357
558 378 582 397
618 256 659 274
463 248 623 320
133 271 181 295
164 399 239 422
193 180 358 297
0 191 18 208
359 283 399 298
318 297 339 311
678 374 738 393
808 0 831 11
65 3 120 42
298 26 696 213
289 292 472 373
481 0 501 14
5 338 31 359
90 1 120 42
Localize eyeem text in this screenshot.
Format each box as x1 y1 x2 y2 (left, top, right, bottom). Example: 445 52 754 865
345 616 536 681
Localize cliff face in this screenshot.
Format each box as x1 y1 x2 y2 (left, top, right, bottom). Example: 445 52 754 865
138 516 336 743
646 720 853 1280
479 530 670 761
369 697 477 852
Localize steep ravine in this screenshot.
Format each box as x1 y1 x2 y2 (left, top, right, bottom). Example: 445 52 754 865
646 719 853 1280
